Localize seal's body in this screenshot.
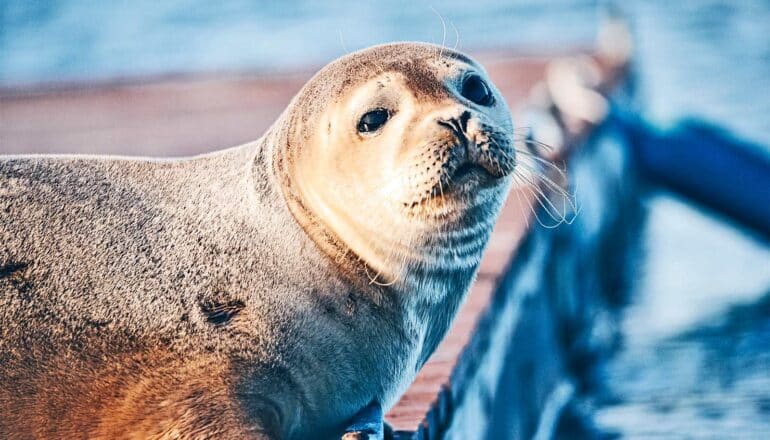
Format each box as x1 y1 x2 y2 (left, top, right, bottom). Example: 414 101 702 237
1 43 516 439
1 148 398 439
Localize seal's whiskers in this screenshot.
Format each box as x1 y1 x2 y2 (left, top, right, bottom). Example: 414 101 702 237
430 6 448 57
509 140 579 228
451 21 461 51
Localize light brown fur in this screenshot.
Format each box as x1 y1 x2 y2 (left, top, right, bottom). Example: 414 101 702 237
1 43 515 439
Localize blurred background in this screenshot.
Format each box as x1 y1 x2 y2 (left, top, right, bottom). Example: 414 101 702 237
2 0 769 142
2 0 769 437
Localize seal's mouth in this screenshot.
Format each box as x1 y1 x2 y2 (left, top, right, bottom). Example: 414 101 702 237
402 117 515 210
434 160 498 201
450 162 487 182
437 118 514 177
437 129 514 191
445 161 494 189
415 145 509 206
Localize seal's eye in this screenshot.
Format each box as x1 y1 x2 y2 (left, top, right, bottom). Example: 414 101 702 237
461 75 495 106
357 108 390 133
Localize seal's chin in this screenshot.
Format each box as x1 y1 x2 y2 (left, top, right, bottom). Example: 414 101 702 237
450 162 485 181
439 154 512 196
401 160 512 213
448 162 496 186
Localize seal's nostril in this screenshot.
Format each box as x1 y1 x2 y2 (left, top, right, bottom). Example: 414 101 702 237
459 111 471 133
438 118 461 137
437 111 472 137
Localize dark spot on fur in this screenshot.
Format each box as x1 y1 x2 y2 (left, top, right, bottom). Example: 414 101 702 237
0 261 28 279
0 260 33 298
199 295 245 326
85 317 112 328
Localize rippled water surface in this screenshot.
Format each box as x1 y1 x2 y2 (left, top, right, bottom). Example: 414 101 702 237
589 195 770 438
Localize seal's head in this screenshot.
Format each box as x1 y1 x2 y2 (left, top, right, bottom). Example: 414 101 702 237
274 42 515 288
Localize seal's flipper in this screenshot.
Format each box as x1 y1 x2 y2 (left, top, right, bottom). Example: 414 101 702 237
341 401 385 440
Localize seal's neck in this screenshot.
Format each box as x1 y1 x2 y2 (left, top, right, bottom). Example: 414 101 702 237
258 119 504 412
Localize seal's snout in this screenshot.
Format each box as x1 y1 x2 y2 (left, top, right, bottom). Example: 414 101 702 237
437 111 471 141
437 110 516 183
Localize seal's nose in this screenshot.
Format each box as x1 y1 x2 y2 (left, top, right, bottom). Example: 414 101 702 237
437 110 472 141
438 109 482 161
437 108 515 179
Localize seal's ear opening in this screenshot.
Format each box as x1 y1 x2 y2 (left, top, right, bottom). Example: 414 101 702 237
198 293 245 326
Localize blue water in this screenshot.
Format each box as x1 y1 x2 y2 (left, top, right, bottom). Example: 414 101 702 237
2 0 770 437
0 0 597 82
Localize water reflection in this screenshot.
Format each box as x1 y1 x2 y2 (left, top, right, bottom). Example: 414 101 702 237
593 289 770 437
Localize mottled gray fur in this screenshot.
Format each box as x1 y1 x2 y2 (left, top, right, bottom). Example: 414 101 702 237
1 143 417 439
0 43 509 439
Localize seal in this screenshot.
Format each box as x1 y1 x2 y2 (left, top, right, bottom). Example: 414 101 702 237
0 42 516 439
